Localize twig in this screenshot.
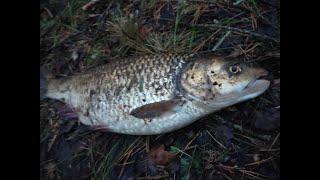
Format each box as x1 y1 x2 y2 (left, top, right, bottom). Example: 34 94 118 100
177 134 198 158
212 30 231 51
146 136 150 153
47 133 58 152
118 137 142 161
183 134 198 151
82 0 100 11
159 0 218 4
175 147 192 158
206 130 227 149
269 133 280 150
192 29 220 52
244 53 280 63
117 148 134 180
239 169 267 179
187 147 197 180
245 157 274 166
137 175 169 180
156 17 279 44
43 7 53 18
222 173 233 180
233 137 256 147
195 24 280 43
233 0 247 6
259 148 280 152
117 161 135 166
233 124 271 141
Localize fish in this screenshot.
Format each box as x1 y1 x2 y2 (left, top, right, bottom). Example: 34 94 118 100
41 54 270 135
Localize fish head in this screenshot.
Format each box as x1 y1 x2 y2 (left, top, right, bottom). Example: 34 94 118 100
180 55 270 108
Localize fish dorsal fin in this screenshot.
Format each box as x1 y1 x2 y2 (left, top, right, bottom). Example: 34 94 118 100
130 98 185 119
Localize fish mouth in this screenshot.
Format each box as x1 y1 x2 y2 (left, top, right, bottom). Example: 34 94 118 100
243 79 270 93
243 70 271 93
207 69 270 106
211 78 270 105
228 74 270 104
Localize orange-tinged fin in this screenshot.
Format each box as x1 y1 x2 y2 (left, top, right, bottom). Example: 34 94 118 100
129 98 184 119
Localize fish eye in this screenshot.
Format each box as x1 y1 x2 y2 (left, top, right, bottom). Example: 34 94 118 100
229 64 242 74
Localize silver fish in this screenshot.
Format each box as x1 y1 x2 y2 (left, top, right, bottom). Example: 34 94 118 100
42 54 270 135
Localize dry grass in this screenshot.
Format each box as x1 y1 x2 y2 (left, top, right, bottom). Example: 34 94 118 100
40 0 280 179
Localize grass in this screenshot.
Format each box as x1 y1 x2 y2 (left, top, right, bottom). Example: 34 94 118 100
173 0 187 47
40 0 280 179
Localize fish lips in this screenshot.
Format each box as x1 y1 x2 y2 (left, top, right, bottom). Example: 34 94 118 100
244 79 270 94
243 70 271 94
215 70 270 103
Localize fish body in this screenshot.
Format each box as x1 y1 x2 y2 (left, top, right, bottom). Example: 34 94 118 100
44 54 270 135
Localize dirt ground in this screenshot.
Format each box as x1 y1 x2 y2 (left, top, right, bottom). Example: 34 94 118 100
40 0 280 179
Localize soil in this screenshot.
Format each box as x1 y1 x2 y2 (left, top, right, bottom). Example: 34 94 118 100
40 0 280 179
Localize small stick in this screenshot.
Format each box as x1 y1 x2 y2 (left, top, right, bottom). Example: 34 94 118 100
206 130 227 149
175 147 192 158
183 134 198 151
212 30 231 51
239 169 267 179
118 137 142 161
82 0 100 11
259 148 280 152
233 124 271 141
233 0 247 6
43 7 53 18
179 133 198 158
245 157 274 166
117 161 135 166
269 133 280 150
117 148 134 180
137 175 169 180
47 133 58 152
196 24 280 43
145 136 150 153
187 147 197 180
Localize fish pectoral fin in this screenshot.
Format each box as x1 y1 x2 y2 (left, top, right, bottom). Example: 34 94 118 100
129 98 185 119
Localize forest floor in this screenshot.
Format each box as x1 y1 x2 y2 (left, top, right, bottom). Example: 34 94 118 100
40 0 280 179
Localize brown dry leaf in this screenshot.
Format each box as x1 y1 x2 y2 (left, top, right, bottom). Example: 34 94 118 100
228 47 243 57
45 163 56 179
273 78 280 85
138 26 152 40
148 144 176 165
82 0 100 11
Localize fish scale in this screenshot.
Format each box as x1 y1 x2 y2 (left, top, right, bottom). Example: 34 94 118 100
45 54 270 135
46 54 194 134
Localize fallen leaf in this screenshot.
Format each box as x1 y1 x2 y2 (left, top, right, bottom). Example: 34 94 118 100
45 163 56 179
82 0 100 11
273 78 280 85
148 145 176 165
138 26 152 39
228 46 243 57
